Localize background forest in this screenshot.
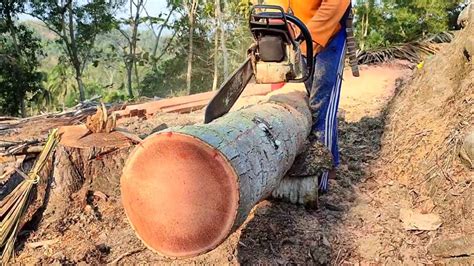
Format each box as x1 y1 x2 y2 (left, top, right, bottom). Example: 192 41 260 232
0 0 468 117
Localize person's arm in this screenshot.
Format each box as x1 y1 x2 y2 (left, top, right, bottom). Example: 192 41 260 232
307 0 343 48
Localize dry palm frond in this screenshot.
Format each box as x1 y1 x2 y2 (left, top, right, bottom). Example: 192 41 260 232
85 102 117 134
357 42 440 64
357 31 455 65
0 129 60 264
424 31 455 43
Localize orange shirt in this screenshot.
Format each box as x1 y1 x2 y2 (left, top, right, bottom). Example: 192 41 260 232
265 0 350 48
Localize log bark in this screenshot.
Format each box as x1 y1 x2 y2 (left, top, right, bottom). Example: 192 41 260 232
120 84 312 258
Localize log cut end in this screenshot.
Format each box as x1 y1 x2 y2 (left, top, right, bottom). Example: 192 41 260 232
120 132 239 258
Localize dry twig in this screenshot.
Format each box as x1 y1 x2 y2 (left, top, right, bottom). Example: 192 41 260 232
109 248 145 265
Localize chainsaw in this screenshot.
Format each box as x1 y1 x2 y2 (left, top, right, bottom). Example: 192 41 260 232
204 5 314 124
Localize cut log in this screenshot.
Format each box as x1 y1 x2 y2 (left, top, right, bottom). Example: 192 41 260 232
113 84 272 119
120 83 312 258
159 99 211 114
123 90 216 112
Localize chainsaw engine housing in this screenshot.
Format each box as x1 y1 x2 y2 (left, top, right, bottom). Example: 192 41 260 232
249 5 312 84
254 37 303 84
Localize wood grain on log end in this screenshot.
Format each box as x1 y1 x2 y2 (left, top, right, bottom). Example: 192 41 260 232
120 132 239 258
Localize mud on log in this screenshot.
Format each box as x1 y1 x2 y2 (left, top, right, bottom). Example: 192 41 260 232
120 84 312 258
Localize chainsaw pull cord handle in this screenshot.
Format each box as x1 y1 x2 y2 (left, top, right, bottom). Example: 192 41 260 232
284 14 314 84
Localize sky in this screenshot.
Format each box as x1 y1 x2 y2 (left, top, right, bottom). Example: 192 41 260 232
116 0 170 19
20 0 361 21
19 0 171 21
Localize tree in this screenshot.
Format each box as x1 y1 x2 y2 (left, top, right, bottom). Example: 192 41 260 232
45 61 77 109
28 0 118 102
139 12 215 98
212 0 220 91
219 0 229 78
183 0 199 95
221 0 252 72
354 0 381 50
0 0 44 117
353 0 465 50
117 0 145 98
211 0 229 91
112 0 253 99
143 2 178 72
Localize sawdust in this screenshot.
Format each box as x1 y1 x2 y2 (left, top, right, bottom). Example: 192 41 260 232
117 111 203 137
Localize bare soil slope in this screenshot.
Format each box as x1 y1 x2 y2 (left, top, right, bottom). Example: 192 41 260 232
350 16 473 263
321 13 473 264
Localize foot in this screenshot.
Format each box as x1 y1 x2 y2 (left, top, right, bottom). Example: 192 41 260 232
272 175 319 209
272 137 333 208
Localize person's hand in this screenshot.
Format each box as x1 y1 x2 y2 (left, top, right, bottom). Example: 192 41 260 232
288 21 300 39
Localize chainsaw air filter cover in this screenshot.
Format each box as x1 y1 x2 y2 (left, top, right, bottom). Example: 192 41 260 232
258 35 285 62
254 44 303 84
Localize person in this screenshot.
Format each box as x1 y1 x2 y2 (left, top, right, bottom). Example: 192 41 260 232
266 0 351 193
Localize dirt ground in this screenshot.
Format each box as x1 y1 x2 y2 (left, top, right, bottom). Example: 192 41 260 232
339 60 412 122
11 61 417 265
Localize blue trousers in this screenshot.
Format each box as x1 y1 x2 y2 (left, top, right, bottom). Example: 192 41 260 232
305 19 347 192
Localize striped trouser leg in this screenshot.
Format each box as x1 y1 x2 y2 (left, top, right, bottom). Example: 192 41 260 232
308 29 347 192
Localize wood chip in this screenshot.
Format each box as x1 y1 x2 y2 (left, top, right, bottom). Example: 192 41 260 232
428 234 474 258
93 191 108 201
26 239 59 249
85 103 116 134
114 128 143 143
399 208 442 231
420 198 435 214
